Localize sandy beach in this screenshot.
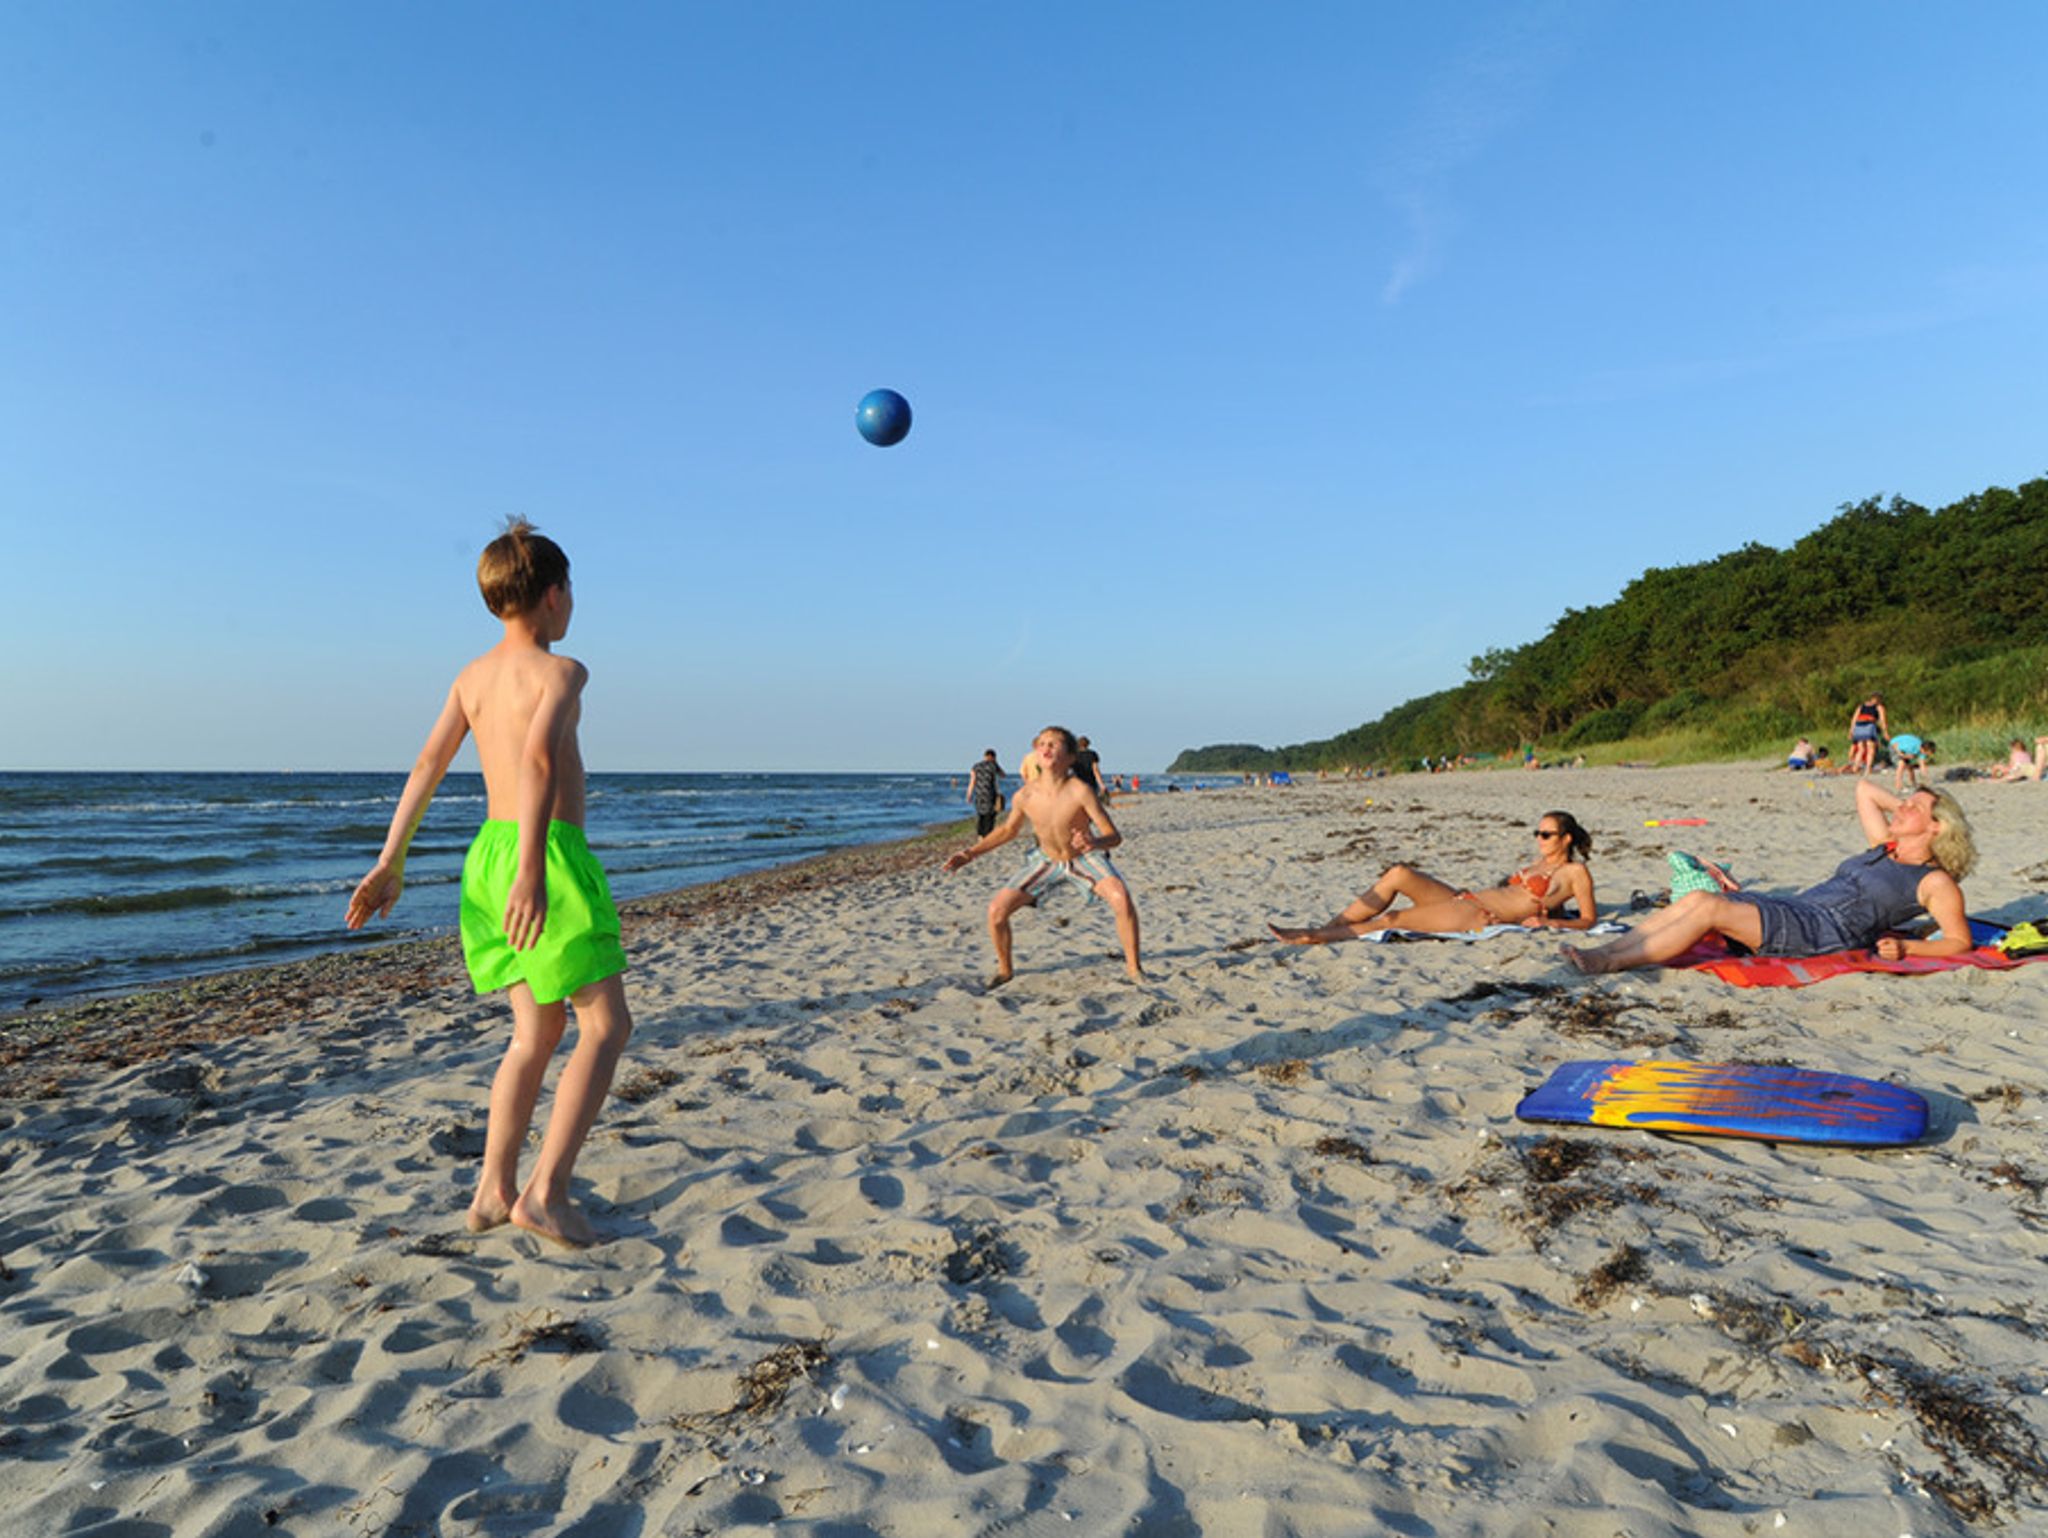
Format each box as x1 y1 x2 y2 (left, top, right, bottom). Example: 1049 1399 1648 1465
4 764 2045 1537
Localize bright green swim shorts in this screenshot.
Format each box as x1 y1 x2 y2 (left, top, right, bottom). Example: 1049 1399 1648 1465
459 820 627 1004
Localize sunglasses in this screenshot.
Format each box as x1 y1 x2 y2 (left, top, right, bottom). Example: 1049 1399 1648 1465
1533 829 1565 840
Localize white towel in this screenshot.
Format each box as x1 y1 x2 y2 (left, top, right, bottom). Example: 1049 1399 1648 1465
1359 919 1628 944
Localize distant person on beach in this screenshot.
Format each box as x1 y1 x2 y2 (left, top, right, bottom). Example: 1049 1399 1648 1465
1847 694 1888 774
1890 733 1933 791
1989 739 2043 782
1072 735 1105 796
346 518 632 1249
943 725 1143 986
1562 780 1973 974
966 749 1006 836
1786 737 1815 770
1268 811 1599 943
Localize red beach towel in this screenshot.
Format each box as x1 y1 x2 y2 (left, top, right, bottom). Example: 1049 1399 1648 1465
1672 921 2040 988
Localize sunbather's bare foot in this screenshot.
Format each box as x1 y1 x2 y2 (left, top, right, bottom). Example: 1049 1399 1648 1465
1268 924 1325 946
510 1190 597 1249
466 1187 516 1233
1559 943 1612 974
985 969 1014 990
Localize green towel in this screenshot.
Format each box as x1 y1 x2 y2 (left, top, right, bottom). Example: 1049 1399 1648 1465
1667 850 1725 901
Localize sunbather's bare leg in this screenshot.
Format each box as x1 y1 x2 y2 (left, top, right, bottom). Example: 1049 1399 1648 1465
1562 892 1763 974
1270 864 1463 944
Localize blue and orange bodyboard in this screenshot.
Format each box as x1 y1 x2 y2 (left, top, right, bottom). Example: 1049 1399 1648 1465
1515 1060 1928 1146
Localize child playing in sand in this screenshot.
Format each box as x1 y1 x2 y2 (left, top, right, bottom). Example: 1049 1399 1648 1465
943 726 1143 985
346 519 632 1248
1890 732 1934 791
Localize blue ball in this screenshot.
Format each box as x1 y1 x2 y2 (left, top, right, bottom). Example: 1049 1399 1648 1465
855 388 912 447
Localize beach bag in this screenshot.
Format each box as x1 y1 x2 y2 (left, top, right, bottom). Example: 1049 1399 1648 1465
1667 851 1724 901
1997 921 2048 958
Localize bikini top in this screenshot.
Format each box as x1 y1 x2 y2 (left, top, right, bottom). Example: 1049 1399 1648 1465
1508 865 1556 899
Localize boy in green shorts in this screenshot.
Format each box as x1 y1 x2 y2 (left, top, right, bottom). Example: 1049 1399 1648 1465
347 518 633 1248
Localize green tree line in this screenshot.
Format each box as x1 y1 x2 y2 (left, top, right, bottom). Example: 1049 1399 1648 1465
1170 477 2048 773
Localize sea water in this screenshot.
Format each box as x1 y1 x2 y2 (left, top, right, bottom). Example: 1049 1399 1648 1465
0 771 982 1008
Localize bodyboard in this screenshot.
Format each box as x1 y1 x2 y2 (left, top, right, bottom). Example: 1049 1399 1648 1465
1515 1059 1927 1146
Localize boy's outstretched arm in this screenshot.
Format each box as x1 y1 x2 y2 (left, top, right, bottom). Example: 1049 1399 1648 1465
503 659 587 951
346 685 470 928
945 801 1026 872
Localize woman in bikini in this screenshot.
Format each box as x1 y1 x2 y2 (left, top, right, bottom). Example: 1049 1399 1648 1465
1269 811 1598 944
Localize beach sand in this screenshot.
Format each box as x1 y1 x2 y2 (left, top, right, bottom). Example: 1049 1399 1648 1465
3 765 2045 1536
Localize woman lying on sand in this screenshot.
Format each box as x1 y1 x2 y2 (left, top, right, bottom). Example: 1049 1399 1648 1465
1270 811 1599 943
1563 780 1974 974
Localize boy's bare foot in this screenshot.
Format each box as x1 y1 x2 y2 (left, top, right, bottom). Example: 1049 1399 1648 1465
510 1191 597 1249
985 969 1014 990
1126 966 1147 983
1268 924 1322 945
467 1189 516 1233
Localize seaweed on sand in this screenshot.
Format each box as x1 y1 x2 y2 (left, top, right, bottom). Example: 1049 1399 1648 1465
672 1340 834 1431
1575 1243 1650 1308
477 1311 605 1367
613 1066 684 1103
1851 1351 2048 1521
1313 1135 1375 1166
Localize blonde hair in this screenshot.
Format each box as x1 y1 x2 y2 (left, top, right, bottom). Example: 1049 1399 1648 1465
477 517 569 618
1020 752 1045 782
1925 789 1977 879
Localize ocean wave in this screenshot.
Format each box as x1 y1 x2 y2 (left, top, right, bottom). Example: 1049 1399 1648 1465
0 871 458 921
33 852 242 877
26 792 490 817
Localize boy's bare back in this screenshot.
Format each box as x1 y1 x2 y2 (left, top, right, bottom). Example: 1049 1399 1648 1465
457 640 590 825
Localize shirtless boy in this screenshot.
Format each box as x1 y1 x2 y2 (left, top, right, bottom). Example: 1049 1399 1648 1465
943 726 1144 985
347 519 633 1248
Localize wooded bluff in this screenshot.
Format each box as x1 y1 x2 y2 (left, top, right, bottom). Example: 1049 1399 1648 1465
1170 477 2048 772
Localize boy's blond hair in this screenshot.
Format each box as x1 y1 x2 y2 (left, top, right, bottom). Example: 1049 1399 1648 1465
478 517 570 618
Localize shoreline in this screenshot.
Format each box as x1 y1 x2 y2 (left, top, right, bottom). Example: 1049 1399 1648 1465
0 815 976 1101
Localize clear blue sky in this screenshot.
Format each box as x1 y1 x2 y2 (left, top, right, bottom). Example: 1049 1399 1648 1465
6 2 2044 772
